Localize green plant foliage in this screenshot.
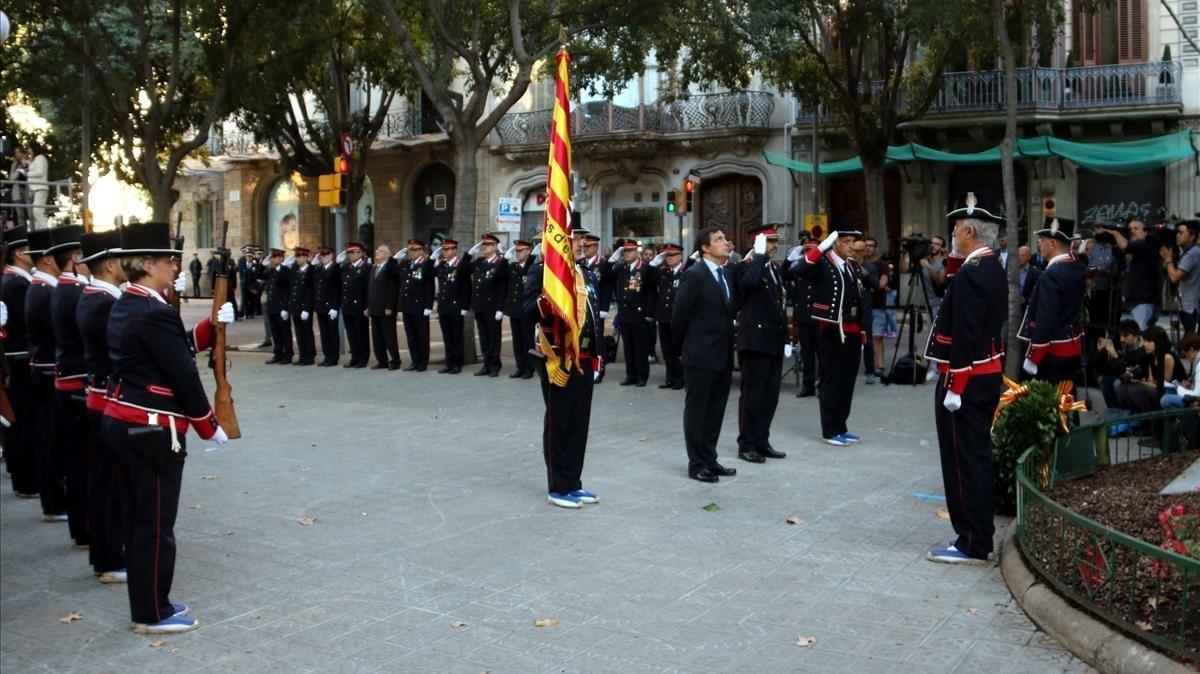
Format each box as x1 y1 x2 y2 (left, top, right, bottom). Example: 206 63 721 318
991 380 1060 515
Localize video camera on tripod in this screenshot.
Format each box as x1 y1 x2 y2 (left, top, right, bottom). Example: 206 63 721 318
900 233 931 264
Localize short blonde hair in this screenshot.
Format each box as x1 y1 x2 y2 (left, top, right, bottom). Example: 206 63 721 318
120 254 166 283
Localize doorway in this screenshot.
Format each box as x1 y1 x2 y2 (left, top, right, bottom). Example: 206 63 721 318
411 163 455 245
698 174 763 247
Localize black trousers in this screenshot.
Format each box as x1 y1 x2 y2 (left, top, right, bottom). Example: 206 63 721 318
267 310 293 361
103 417 185 625
862 326 876 376
796 322 818 389
32 368 66 515
475 313 502 373
935 372 1001 560
402 312 430 367
539 360 593 493
1033 355 1080 390
683 365 732 473
292 314 316 362
508 314 533 375
55 389 91 545
246 290 262 318
737 351 783 452
817 328 861 439
439 314 464 369
316 311 340 364
3 358 40 495
191 277 201 298
87 409 125 573
658 323 683 385
370 314 400 367
620 319 650 382
344 312 370 365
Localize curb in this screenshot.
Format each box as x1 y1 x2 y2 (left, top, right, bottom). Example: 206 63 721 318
1000 527 1192 674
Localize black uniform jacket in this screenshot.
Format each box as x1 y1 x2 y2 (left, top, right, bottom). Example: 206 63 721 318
2 266 32 357
435 256 471 314
467 254 508 314
367 258 399 316
923 248 1007 394
522 262 604 370
76 281 119 411
504 257 533 316
265 264 292 313
577 254 614 312
654 264 684 323
340 258 370 316
315 261 342 314
25 272 57 370
288 263 316 315
51 272 88 387
1017 253 1087 365
671 260 736 372
789 248 867 342
398 256 435 315
614 260 655 323
735 253 788 358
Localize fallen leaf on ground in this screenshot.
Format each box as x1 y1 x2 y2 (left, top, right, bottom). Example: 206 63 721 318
59 611 83 624
638 437 647 442
224 530 235 536
201 475 219 480
250 614 262 620
968 608 982 615
189 503 204 510
702 502 720 512
935 509 950 520
785 516 805 525
298 517 316 526
533 618 559 628
277 405 287 408
503 433 513 438
149 638 167 649
451 620 468 628
1135 620 1153 631
795 635 816 647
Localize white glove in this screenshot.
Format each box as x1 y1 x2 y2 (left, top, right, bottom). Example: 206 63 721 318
430 246 442 258
460 309 468 317
281 310 289 321
174 272 187 294
496 244 508 257
1 300 7 327
468 242 483 256
593 370 601 382
753 233 767 255
645 316 654 323
423 308 432 317
392 249 406 260
784 343 794 358
504 247 516 262
283 255 295 268
690 250 701 261
336 250 348 264
328 309 338 320
787 245 803 262
212 427 229 445
650 252 666 267
943 391 962 412
494 310 503 321
599 311 608 319
217 302 235 324
608 249 623 264
532 243 542 257
300 311 310 321
1023 358 1038 376
819 231 839 252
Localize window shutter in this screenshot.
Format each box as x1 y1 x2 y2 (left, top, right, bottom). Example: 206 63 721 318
1073 1 1102 66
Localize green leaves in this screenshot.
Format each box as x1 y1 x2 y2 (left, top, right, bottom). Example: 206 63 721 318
991 379 1061 515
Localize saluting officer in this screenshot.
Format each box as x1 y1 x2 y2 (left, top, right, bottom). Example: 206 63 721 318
614 240 654 386
398 240 434 371
734 225 789 463
264 248 293 365
924 194 1007 565
289 247 317 366
784 234 818 398
340 242 371 368
434 240 470 374
102 221 233 633
2 225 40 498
24 227 68 521
466 234 508 377
504 240 535 379
314 246 342 367
649 243 685 389
1020 217 1087 386
790 228 868 446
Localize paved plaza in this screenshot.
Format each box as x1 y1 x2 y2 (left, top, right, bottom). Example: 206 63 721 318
1 306 1089 673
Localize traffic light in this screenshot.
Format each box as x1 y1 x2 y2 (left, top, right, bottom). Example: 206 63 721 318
337 173 349 207
666 190 678 213
683 179 695 212
337 156 350 174
318 172 351 208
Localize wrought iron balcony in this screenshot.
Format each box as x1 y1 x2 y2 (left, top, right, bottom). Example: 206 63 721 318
205 105 423 157
495 91 775 147
795 61 1184 123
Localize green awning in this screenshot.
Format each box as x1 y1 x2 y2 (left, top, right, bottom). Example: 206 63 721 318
765 130 1198 177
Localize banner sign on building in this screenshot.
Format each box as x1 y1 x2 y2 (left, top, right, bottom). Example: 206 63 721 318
496 197 522 232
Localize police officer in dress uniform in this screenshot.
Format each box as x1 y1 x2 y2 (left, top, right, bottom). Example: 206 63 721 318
924 194 1007 564
614 240 654 386
398 240 434 371
504 240 535 379
783 234 819 397
340 242 371 368
288 247 317 366
367 245 401 370
101 220 233 633
790 228 868 446
466 234 508 377
49 224 93 547
1020 217 1087 387
2 225 41 498
735 225 789 463
578 232 613 381
25 227 69 521
649 243 686 389
264 248 293 364
434 240 470 374
75 229 129 583
314 247 342 366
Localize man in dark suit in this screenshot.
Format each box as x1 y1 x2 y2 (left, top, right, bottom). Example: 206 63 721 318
340 242 371 368
314 246 342 366
672 226 738 483
504 240 535 378
367 244 401 370
1017 244 1040 311
288 247 317 365
434 240 471 374
263 248 293 364
734 225 789 463
466 234 508 377
398 240 434 371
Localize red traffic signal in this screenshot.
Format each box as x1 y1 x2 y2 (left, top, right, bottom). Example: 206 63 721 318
337 156 350 174
683 179 695 212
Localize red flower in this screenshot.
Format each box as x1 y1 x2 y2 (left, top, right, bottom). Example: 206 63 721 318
1172 540 1187 554
1173 504 1186 517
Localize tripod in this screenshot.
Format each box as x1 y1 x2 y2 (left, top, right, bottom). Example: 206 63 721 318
886 265 936 386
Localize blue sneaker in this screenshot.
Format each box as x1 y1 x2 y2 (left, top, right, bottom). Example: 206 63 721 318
822 436 848 447
839 433 861 444
133 614 199 634
547 492 582 509
568 489 599 504
172 603 189 617
926 545 986 565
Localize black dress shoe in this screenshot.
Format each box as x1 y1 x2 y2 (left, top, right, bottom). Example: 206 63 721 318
449 367 462 374
658 382 674 389
343 362 357 369
404 364 419 371
388 363 401 371
635 379 647 387
265 357 281 365
352 362 367 369
738 450 766 464
521 372 534 379
488 370 499 377
294 360 314 366
798 387 816 398
414 366 427 372
761 445 787 459
474 368 490 376
619 378 636 386
509 371 524 379
688 468 719 483
711 463 737 476
317 361 333 367
672 383 685 390
438 366 452 373
370 363 388 370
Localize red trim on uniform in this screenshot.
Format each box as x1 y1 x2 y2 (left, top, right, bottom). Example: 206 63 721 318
125 285 152 298
147 385 174 397
1026 336 1082 364
804 246 823 264
54 378 86 392
86 389 108 412
937 356 1002 395
103 400 190 433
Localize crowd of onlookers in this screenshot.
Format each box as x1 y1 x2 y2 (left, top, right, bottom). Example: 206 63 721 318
3 142 52 228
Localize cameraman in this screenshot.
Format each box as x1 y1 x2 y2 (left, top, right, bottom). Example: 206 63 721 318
1098 218 1161 330
1094 319 1143 411
900 234 947 319
1162 220 1199 334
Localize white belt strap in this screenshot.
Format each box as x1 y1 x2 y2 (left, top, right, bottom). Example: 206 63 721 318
146 412 183 453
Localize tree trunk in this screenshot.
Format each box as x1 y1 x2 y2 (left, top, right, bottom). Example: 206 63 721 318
993 0 1024 379
150 184 176 223
452 138 481 244
861 155 890 249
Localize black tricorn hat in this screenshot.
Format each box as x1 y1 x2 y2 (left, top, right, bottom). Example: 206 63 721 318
1035 217 1078 241
117 221 182 256
27 229 54 256
47 225 85 254
946 192 1006 225
80 229 124 264
3 224 29 249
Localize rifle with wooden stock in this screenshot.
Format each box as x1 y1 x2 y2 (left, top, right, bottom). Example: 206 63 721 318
209 220 241 438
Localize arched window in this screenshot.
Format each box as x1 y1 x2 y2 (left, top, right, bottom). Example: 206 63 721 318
265 177 300 251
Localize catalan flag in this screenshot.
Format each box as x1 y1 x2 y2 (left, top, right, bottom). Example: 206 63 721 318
539 45 585 387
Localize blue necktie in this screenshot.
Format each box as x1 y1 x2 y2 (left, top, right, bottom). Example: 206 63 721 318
716 266 729 300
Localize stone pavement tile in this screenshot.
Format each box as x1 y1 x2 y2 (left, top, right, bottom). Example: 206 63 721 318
381 606 442 628
381 622 453 651
323 641 415 674
459 644 548 671
954 655 1019 674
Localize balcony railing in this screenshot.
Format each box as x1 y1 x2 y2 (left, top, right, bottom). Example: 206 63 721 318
796 61 1184 123
495 91 775 146
206 104 423 157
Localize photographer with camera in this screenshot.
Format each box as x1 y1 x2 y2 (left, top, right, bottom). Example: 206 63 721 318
1161 220 1199 335
1097 218 1161 331
1094 319 1144 411
900 235 947 318
1117 325 1177 413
